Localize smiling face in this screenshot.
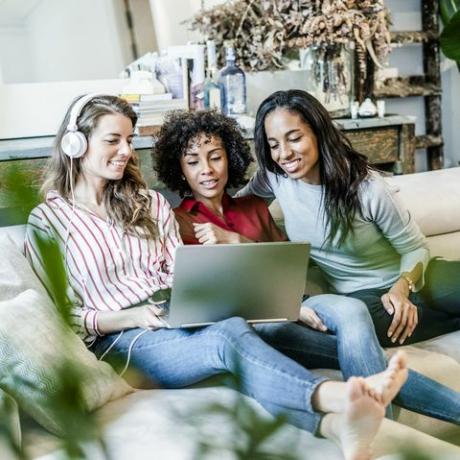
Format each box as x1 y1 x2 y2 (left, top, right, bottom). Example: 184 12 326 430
264 108 320 184
79 112 134 185
180 133 228 205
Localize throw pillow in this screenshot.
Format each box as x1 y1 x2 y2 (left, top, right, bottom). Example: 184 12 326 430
0 388 21 458
0 234 133 434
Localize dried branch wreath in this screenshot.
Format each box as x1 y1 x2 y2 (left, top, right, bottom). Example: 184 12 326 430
190 0 392 96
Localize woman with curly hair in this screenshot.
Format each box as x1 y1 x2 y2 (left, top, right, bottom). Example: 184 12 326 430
155 109 286 245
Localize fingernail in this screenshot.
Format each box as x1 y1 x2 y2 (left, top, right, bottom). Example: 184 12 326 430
392 338 396 343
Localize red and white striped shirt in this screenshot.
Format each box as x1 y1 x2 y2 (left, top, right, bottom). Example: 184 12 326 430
24 190 182 344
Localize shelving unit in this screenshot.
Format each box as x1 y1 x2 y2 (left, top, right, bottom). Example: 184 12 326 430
371 0 443 169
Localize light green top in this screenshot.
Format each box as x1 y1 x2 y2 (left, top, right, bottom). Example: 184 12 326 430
237 170 430 294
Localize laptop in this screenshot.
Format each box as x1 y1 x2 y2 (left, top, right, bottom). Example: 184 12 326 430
166 242 310 328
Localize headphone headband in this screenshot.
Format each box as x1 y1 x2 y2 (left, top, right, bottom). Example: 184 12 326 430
66 93 104 132
61 93 105 158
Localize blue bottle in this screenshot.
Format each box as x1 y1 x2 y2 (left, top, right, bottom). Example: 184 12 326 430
218 46 247 116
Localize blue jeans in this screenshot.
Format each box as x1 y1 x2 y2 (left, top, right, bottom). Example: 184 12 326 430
303 294 460 424
92 317 327 434
346 258 460 348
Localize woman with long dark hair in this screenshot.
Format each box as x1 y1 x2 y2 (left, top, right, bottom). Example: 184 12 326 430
240 89 460 348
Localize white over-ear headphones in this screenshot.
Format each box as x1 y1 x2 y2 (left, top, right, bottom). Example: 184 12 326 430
61 93 104 158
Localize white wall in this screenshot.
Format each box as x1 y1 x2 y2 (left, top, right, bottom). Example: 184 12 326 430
0 79 127 138
0 0 126 84
385 0 460 170
27 0 124 82
0 25 34 83
149 0 224 51
149 0 200 51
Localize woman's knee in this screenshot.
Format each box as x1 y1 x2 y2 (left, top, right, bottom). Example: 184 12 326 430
307 294 370 321
212 316 252 335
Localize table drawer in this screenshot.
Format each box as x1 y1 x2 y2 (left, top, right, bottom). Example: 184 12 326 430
345 127 399 164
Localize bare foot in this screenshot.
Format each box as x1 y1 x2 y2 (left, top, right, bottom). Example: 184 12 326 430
365 351 408 406
323 377 385 460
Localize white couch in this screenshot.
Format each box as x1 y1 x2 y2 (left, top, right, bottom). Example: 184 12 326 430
2 167 460 460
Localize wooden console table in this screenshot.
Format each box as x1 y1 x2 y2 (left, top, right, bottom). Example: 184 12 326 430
334 115 416 174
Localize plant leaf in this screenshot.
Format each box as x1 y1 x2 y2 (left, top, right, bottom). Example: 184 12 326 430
439 0 460 26
440 10 460 62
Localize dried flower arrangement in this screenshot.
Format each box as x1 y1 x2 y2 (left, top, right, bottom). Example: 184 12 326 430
190 0 392 100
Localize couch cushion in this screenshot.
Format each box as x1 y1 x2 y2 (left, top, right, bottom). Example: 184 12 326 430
426 232 460 260
0 388 21 459
32 387 460 460
0 225 25 249
414 330 460 365
0 235 132 435
386 167 460 237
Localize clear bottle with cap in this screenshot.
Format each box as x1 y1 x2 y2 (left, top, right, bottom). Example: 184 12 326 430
218 45 247 116
204 40 222 111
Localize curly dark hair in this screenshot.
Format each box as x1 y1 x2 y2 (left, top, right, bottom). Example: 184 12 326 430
154 110 253 197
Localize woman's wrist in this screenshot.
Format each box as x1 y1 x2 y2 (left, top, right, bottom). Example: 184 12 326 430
400 272 416 293
390 278 410 297
96 308 139 334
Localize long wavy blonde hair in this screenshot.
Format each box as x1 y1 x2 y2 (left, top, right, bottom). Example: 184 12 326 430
42 94 158 239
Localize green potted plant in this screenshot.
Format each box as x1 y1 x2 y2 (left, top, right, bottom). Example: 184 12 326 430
439 0 460 70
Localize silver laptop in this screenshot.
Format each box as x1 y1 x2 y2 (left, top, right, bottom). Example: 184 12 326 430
166 242 310 328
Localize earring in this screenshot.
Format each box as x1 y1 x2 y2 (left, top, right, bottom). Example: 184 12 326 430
181 175 186 181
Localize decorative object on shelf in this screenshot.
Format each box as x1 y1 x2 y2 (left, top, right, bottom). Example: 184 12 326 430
350 101 360 119
376 99 386 118
358 97 377 117
190 0 392 102
300 44 354 117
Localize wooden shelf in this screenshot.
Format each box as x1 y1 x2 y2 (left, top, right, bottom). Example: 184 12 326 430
415 134 443 149
374 76 441 98
390 31 437 46
369 1 444 170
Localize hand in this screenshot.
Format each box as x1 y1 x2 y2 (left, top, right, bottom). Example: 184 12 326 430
193 222 243 244
130 304 168 330
381 281 418 344
299 306 327 332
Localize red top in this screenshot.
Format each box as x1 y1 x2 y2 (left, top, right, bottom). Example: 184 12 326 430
174 193 287 245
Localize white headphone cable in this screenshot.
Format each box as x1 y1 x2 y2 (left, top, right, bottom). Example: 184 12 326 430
64 158 76 259
98 330 124 361
119 329 150 377
98 328 150 378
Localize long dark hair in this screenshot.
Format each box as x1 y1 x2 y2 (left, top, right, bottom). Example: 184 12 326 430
43 95 158 239
254 89 370 246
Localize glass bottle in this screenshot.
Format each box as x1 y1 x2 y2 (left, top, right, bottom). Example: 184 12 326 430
204 40 222 111
218 46 247 116
300 44 354 118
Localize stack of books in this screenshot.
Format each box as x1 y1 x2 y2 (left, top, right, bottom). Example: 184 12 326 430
120 93 188 136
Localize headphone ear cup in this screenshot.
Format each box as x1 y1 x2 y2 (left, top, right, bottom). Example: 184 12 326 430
61 131 87 158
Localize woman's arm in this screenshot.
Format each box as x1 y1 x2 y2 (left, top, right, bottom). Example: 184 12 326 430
365 176 430 344
95 304 167 335
193 222 252 244
234 169 276 201
365 176 430 289
151 191 183 279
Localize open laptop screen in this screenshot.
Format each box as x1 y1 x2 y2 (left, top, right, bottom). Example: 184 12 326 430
168 242 310 328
